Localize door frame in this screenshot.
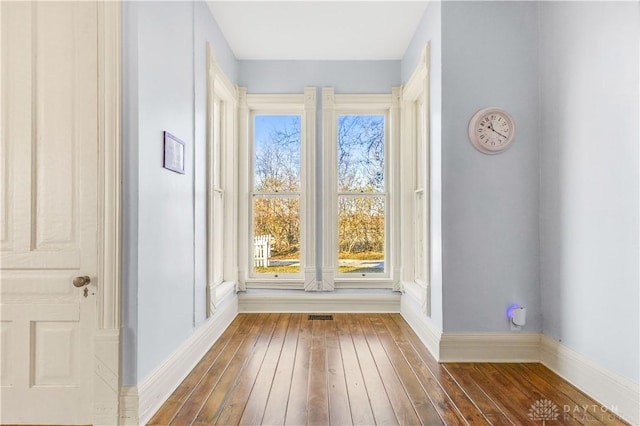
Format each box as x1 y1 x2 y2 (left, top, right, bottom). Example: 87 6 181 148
93 1 122 424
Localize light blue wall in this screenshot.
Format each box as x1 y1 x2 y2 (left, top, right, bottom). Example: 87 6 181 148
401 1 443 330
539 1 639 382
135 1 196 384
121 0 140 387
238 60 400 94
401 1 440 84
198 2 237 83
440 1 541 333
121 1 238 386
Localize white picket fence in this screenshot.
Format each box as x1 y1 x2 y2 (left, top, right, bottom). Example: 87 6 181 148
254 235 273 267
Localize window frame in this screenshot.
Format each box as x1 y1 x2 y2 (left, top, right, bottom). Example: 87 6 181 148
206 44 238 316
250 111 303 281
238 89 317 290
400 43 431 316
336 112 390 278
322 89 401 290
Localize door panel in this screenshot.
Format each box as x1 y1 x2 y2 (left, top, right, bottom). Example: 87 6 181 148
33 321 80 386
0 321 13 385
1 1 99 423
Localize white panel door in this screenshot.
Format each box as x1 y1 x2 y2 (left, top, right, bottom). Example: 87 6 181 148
1 2 99 423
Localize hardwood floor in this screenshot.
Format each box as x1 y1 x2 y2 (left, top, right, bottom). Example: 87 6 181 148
149 313 628 425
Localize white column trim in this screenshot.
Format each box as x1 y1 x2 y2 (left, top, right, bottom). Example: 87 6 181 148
390 87 402 291
303 87 318 291
206 43 216 314
321 88 336 290
237 87 248 292
95 1 122 424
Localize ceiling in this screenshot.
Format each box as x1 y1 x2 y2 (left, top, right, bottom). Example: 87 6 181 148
206 1 429 61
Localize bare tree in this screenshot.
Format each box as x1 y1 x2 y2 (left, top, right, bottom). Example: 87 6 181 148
337 115 385 257
254 118 301 257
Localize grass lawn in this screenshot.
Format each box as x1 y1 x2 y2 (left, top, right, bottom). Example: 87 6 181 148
254 265 300 274
338 265 384 273
338 251 384 261
254 265 383 274
254 251 384 274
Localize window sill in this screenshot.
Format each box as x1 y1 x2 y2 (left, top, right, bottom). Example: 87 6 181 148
238 288 401 313
334 278 395 289
245 279 304 290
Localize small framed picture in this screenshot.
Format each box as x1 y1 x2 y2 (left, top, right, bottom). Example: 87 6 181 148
163 131 185 174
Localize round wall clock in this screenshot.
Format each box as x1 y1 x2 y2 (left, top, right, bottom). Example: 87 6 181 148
468 107 516 154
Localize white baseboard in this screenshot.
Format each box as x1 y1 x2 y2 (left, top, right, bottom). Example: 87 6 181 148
118 386 139 426
133 294 238 425
238 289 400 313
439 333 541 362
541 335 640 426
400 295 441 360
399 294 638 424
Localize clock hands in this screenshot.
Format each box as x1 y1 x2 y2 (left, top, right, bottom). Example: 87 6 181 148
487 122 508 139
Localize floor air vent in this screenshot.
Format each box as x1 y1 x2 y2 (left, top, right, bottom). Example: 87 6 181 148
308 314 334 320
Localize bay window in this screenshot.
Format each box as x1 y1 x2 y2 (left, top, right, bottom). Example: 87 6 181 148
238 87 407 292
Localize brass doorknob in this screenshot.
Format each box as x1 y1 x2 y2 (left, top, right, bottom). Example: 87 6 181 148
73 275 91 288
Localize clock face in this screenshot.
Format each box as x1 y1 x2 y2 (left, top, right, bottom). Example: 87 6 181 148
468 108 516 154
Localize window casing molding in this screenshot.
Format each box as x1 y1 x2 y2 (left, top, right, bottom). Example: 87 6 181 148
322 88 401 290
234 79 426 295
400 43 431 316
237 88 317 290
206 43 238 316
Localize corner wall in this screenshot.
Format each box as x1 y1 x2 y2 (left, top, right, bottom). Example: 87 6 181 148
440 1 541 333
539 1 639 384
402 2 639 413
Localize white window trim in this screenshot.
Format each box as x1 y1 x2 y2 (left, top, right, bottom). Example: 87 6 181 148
237 88 317 291
400 43 431 316
321 88 401 290
206 44 238 316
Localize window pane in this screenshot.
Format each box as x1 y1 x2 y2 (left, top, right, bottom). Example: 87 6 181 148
254 115 301 192
213 99 222 187
253 197 300 274
414 191 425 282
337 115 385 193
338 196 385 274
212 191 224 285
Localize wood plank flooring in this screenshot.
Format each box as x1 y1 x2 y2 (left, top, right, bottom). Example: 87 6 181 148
149 313 629 426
